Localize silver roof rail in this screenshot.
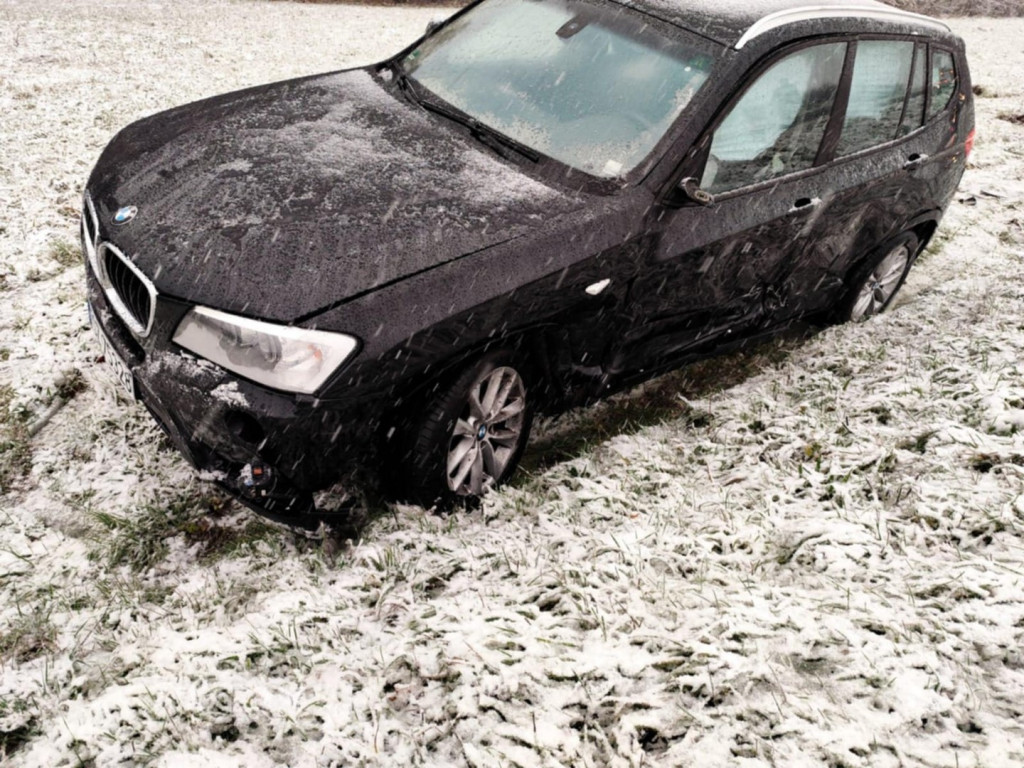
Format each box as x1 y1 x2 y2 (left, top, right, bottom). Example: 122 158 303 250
734 5 952 49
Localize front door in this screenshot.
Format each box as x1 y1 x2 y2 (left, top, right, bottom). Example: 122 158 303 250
610 40 849 376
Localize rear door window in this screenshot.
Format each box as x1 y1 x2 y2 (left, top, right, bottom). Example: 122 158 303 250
929 49 957 117
700 42 846 194
837 40 914 156
897 43 927 137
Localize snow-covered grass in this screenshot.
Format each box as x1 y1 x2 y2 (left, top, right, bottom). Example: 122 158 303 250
2 2 1024 766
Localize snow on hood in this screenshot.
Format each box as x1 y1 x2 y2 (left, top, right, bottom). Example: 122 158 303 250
87 69 585 321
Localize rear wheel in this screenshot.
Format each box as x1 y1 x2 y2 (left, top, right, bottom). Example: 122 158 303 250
840 232 919 323
402 351 533 508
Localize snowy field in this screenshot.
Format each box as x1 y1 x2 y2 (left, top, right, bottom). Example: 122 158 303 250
2 2 1024 766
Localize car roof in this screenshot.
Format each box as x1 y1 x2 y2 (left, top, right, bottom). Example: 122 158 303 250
615 0 952 49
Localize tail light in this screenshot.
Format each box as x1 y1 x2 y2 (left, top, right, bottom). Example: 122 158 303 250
965 128 976 159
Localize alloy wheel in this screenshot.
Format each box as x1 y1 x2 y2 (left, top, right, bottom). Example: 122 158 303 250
849 243 911 321
445 366 526 496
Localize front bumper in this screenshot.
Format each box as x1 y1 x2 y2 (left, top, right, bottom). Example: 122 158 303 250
84 262 384 526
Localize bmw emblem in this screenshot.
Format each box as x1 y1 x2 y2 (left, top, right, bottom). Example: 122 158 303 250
113 205 138 225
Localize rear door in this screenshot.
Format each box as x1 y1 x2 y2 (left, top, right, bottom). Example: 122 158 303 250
778 39 970 314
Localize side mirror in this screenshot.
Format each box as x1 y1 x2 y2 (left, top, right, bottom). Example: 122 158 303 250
678 177 714 206
425 19 445 35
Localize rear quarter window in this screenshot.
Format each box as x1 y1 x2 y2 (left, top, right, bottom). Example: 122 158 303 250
929 48 957 117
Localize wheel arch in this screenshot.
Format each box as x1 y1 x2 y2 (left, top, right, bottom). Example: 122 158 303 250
380 328 559 505
841 210 940 291
383 323 571 428
905 210 943 259
837 228 920 323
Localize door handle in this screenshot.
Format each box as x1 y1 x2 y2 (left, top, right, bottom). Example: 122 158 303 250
789 197 820 214
904 153 929 171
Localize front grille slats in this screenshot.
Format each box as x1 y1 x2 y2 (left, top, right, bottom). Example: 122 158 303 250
97 242 158 337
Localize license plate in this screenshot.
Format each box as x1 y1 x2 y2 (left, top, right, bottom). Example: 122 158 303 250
88 303 136 400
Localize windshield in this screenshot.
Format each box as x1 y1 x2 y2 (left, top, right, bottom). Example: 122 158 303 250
401 0 718 178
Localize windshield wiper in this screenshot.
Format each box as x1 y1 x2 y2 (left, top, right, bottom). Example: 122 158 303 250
421 98 541 163
388 60 419 105
387 62 539 163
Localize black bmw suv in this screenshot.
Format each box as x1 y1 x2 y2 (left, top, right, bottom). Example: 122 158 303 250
82 0 974 524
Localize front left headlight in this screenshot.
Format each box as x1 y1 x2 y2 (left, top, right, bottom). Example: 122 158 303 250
173 306 358 395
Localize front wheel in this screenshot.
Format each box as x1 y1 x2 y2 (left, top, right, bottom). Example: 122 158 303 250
839 232 919 323
401 352 533 508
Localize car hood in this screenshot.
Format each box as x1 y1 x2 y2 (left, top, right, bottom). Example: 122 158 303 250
87 68 585 322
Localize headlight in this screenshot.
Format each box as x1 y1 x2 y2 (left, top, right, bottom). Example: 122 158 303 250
173 306 358 395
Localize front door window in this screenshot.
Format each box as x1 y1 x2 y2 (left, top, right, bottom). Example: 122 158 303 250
700 43 846 194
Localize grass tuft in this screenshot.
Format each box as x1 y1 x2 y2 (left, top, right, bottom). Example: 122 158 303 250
181 513 283 561
0 613 57 664
0 696 37 760
0 386 33 493
54 368 86 401
90 491 286 571
49 237 80 269
890 0 1024 15
90 491 209 571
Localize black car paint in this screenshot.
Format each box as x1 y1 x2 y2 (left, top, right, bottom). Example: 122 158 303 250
83 1 973 523
599 31 970 379
88 69 589 323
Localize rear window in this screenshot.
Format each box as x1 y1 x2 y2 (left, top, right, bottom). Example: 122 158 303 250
837 40 915 156
929 49 957 117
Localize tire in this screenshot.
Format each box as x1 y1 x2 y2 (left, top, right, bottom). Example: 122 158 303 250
401 351 533 509
838 232 919 323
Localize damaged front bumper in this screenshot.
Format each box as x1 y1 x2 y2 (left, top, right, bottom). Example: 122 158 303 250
85 269 383 528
